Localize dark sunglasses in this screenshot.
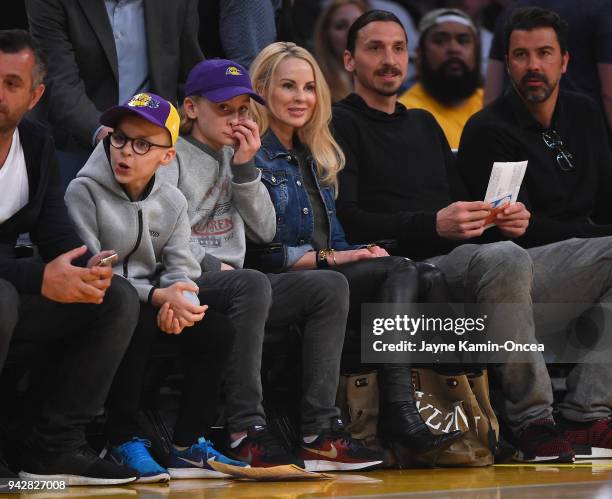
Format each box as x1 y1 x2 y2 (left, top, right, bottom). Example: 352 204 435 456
541 130 574 172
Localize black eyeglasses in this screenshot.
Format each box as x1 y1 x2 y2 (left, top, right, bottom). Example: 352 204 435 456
109 131 172 156
541 130 574 172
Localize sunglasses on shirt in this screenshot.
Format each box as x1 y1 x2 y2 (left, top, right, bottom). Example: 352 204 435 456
541 130 574 172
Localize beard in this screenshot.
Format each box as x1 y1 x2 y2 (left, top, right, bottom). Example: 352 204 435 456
420 55 481 105
513 71 556 103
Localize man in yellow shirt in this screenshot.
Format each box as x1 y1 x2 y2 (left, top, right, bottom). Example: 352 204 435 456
399 8 483 150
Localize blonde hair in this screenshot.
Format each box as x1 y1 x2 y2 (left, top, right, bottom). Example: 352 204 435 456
313 0 369 103
178 95 202 136
250 42 345 192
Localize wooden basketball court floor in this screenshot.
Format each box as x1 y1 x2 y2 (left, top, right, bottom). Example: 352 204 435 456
13 461 612 499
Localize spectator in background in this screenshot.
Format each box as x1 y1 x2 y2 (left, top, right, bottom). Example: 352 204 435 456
314 0 369 102
0 2 27 31
436 0 494 76
218 0 281 68
25 0 204 188
483 0 612 136
399 8 483 149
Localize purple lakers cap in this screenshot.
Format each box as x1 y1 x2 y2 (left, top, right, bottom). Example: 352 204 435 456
184 59 265 105
100 92 180 145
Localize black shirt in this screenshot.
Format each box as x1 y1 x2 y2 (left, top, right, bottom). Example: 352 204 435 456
0 119 88 294
457 88 612 248
332 93 471 260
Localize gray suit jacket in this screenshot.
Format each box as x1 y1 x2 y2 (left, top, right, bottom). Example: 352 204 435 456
26 0 204 150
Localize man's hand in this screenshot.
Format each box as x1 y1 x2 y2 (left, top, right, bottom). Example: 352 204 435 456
436 201 491 240
220 262 234 271
95 126 113 144
83 249 116 293
495 202 530 238
231 119 261 165
41 246 110 304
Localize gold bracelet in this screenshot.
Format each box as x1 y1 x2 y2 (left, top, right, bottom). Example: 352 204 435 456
317 248 331 268
330 248 337 266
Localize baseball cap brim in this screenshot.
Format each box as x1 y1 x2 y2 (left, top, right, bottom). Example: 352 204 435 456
200 86 266 106
99 106 177 145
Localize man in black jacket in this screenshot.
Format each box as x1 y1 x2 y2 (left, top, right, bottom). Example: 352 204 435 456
0 30 139 485
25 0 204 187
333 10 612 463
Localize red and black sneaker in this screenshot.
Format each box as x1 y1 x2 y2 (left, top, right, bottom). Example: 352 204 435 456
298 419 384 472
561 417 612 459
515 418 575 463
226 426 304 468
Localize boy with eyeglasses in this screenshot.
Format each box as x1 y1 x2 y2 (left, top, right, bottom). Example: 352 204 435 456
65 92 248 482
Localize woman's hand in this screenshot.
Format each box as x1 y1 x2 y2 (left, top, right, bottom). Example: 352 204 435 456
332 248 379 265
366 245 389 257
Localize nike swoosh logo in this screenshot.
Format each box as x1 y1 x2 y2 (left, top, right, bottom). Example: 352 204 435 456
178 456 204 467
302 444 338 459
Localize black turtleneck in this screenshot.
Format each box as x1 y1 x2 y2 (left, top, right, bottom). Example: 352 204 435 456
332 93 470 260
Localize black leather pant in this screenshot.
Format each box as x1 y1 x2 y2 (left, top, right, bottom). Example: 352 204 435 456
332 256 453 404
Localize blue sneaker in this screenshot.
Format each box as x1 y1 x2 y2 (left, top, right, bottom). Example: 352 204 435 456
168 437 249 479
107 438 170 483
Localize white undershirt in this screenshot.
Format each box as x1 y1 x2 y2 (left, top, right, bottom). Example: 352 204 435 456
0 129 29 224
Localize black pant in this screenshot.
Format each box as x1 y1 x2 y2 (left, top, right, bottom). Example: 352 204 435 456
332 256 453 403
105 288 236 447
197 269 350 434
0 276 139 453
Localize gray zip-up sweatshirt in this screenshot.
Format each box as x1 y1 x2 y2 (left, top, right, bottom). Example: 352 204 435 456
157 136 276 269
65 140 202 302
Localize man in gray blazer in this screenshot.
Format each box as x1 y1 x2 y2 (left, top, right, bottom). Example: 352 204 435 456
26 0 204 185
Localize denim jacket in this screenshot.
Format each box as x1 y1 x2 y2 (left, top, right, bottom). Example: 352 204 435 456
251 131 360 272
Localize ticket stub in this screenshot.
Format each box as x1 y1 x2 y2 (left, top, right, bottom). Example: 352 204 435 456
483 161 527 228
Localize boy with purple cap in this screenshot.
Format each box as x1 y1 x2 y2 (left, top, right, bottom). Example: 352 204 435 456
65 92 248 481
158 58 376 471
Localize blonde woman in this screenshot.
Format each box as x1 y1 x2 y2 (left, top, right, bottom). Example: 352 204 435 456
313 0 369 102
250 42 461 463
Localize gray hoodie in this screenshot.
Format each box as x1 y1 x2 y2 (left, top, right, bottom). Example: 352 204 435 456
157 136 276 269
65 140 202 302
